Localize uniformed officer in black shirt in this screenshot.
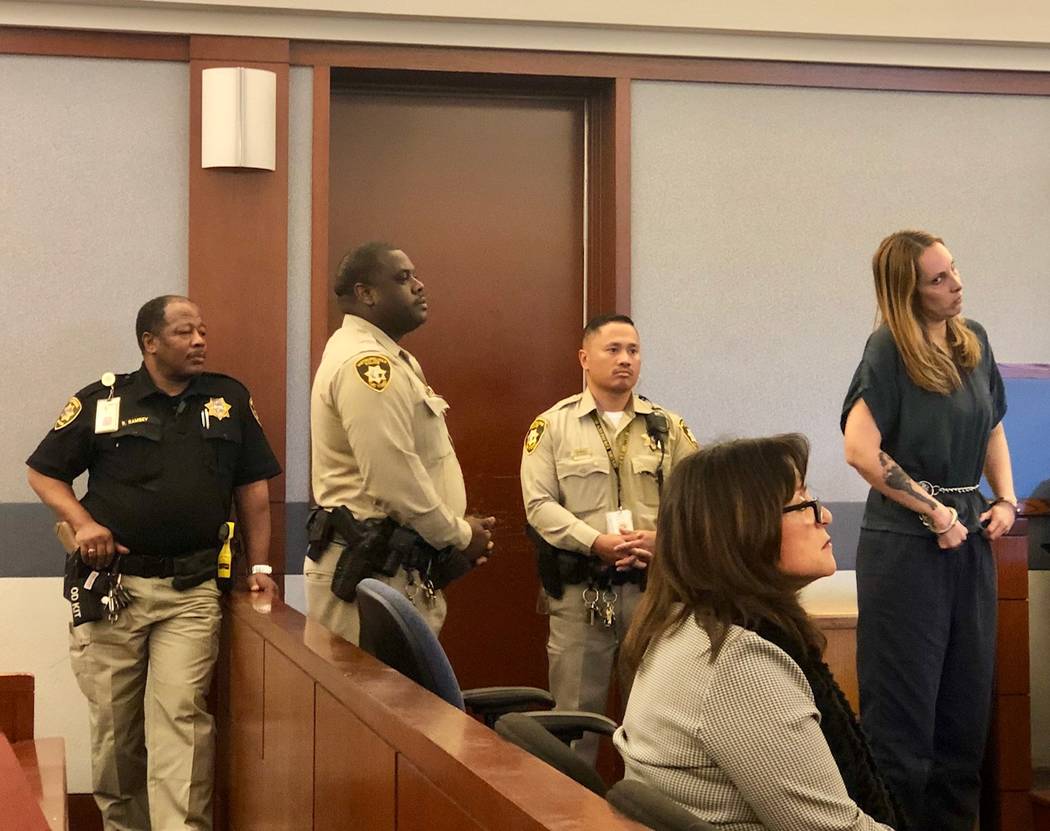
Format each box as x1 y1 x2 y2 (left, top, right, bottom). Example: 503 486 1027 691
26 294 281 831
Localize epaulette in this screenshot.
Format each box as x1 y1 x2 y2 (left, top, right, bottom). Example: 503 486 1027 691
638 394 666 410
75 372 134 400
197 371 249 395
549 392 583 413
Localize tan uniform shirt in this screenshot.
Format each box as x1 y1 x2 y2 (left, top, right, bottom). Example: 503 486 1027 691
311 315 471 551
520 388 697 554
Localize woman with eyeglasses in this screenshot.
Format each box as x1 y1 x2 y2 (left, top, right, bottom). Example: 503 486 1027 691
615 434 899 831
841 230 1015 831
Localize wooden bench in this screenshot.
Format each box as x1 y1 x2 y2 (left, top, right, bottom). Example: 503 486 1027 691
0 674 68 831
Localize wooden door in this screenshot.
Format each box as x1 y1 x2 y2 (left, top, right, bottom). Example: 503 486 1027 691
327 85 586 689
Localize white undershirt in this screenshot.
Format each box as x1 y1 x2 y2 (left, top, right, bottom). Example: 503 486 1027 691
603 410 625 428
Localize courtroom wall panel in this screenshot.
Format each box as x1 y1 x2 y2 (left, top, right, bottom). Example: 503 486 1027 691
0 53 189 794
630 80 1050 776
630 80 1050 566
286 65 314 511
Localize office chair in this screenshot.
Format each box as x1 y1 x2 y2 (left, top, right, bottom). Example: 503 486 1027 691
606 779 717 831
494 711 609 795
494 713 716 829
355 578 555 726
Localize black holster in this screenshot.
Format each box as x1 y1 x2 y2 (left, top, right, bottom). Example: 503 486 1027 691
526 524 644 599
170 548 220 591
526 525 593 600
388 526 471 591
306 506 334 561
528 525 565 599
325 505 471 601
330 507 398 601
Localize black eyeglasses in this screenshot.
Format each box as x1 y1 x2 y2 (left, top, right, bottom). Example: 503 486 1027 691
782 499 826 525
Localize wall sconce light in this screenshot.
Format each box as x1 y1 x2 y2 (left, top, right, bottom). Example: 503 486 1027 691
201 66 276 170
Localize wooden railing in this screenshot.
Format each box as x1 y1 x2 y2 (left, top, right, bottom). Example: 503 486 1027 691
981 516 1033 830
214 593 647 831
0 674 67 831
215 510 1034 831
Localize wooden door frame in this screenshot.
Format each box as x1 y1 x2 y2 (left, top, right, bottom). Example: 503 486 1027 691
307 64 629 376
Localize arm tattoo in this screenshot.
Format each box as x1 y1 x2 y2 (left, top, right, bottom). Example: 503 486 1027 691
879 451 938 511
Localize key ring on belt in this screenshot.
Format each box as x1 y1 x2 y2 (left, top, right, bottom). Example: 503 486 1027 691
917 480 980 496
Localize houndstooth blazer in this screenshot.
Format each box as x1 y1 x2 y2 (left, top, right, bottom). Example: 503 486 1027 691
613 618 895 831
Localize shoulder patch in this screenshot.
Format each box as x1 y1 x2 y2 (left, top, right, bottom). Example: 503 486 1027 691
524 418 547 454
249 397 262 425
355 355 392 392
53 396 82 431
679 418 698 449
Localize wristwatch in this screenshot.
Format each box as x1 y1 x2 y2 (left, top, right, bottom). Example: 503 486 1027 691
250 564 273 575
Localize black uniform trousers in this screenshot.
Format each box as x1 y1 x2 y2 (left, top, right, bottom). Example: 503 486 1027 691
856 529 997 831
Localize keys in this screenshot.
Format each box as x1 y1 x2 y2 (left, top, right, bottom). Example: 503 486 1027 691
102 572 133 623
583 587 616 628
600 589 617 629
420 578 437 607
404 572 437 608
114 574 133 609
582 587 600 627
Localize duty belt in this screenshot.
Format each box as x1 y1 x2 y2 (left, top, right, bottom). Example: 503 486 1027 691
118 553 177 578
116 547 219 591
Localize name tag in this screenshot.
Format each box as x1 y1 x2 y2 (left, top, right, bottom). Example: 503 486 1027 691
94 398 120 434
606 508 634 534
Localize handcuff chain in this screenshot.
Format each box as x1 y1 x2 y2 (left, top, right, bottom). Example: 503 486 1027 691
917 480 980 496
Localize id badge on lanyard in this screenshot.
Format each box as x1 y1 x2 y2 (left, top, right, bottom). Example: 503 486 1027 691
591 412 632 530
94 372 120 434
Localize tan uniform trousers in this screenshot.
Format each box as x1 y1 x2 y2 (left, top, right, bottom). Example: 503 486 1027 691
68 576 221 831
544 581 642 765
304 541 447 645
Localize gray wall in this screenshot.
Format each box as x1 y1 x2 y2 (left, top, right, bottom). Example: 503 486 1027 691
0 52 188 792
629 79 1050 769
631 80 1050 560
1 54 189 570
285 65 314 573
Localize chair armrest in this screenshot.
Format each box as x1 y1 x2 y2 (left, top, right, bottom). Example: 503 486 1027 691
516 709 618 743
462 686 555 726
608 779 717 830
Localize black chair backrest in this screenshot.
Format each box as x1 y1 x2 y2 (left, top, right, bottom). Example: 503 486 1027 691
494 712 608 796
355 578 465 710
606 779 716 831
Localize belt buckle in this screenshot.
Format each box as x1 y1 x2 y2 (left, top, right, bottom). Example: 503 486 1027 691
917 480 940 496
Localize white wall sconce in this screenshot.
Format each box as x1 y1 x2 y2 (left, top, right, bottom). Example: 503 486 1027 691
201 66 276 170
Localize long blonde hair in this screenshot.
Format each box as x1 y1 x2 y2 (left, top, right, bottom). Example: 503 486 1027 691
872 230 980 394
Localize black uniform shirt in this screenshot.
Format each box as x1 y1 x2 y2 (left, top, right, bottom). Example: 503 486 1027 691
27 366 281 557
840 320 1006 536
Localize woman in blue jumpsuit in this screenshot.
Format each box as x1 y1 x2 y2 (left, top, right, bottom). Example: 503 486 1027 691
841 229 1017 831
